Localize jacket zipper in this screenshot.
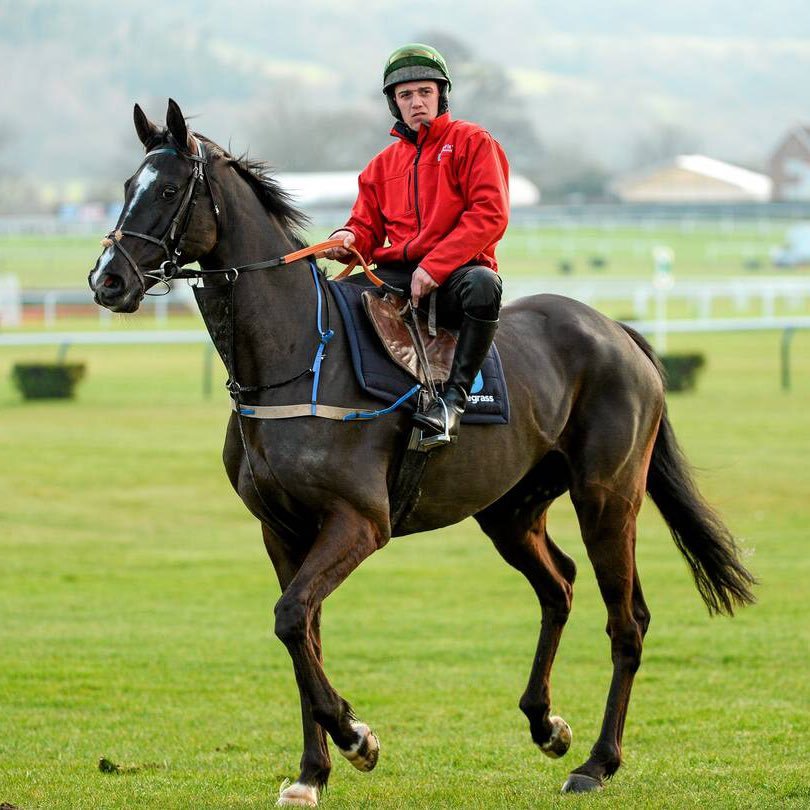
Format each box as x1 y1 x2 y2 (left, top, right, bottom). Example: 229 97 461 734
403 143 423 264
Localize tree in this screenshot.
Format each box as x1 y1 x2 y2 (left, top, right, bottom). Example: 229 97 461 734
537 142 611 203
414 31 544 183
630 124 702 169
0 119 17 178
248 80 389 172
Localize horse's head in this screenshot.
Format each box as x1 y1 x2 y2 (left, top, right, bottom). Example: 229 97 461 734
89 99 219 312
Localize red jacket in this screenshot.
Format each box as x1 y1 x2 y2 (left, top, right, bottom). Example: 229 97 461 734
342 113 510 285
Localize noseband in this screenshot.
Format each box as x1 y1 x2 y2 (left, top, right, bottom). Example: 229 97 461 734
101 136 220 295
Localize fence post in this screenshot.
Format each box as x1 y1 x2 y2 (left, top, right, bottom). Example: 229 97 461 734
652 246 674 354
44 291 58 327
781 328 796 391
203 343 214 399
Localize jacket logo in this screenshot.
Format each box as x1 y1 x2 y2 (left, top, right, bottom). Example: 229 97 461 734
437 143 454 162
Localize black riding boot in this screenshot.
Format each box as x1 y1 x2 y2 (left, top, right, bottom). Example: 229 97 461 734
413 314 499 447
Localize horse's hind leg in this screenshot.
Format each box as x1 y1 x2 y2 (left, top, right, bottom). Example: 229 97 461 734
475 485 577 759
563 466 652 793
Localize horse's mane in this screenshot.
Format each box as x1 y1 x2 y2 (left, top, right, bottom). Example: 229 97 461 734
200 135 310 245
152 129 310 247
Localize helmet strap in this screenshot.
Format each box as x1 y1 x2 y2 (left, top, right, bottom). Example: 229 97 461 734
437 84 450 115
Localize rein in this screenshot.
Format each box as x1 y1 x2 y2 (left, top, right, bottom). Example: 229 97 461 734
102 134 402 296
171 238 398 294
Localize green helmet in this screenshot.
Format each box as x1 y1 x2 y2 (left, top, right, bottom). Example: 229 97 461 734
383 43 452 121
383 43 452 94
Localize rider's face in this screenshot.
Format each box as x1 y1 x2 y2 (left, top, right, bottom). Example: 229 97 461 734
394 81 440 130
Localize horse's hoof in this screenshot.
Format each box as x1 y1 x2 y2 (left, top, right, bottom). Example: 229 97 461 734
338 721 380 772
539 715 572 759
561 773 603 794
276 779 319 807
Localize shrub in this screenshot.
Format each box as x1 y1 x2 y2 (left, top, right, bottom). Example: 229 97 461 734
660 353 705 392
11 363 86 399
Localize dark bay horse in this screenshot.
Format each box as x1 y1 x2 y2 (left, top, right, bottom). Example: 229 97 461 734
89 100 755 806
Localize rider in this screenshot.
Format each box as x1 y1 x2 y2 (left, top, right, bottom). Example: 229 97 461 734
326 43 509 445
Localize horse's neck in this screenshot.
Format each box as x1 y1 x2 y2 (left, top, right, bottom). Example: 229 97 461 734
199 180 316 385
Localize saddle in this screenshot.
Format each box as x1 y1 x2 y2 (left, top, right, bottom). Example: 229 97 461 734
361 291 456 385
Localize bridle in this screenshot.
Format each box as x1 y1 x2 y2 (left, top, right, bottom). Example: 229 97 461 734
99 135 220 295
97 134 399 294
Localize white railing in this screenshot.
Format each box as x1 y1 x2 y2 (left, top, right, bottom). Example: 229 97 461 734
0 275 22 328
18 284 197 327
1 318 807 393
503 276 810 320
0 330 208 347
7 276 810 328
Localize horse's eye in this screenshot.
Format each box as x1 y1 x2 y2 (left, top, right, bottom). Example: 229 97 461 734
162 185 178 200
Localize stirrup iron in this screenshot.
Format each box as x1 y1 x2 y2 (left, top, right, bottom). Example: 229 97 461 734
416 397 454 451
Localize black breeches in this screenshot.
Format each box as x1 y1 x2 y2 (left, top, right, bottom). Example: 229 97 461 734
346 263 502 328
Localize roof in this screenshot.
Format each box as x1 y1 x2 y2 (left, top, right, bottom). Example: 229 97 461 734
275 171 541 208
611 154 772 202
674 155 772 198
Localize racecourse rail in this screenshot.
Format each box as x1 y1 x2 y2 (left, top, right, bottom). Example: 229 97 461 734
1 317 808 392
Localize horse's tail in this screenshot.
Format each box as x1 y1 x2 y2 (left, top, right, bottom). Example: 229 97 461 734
621 324 757 616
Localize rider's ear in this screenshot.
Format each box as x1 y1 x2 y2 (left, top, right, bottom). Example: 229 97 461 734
166 98 189 151
133 104 159 149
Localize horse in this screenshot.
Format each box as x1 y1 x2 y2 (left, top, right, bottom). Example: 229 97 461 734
89 99 756 806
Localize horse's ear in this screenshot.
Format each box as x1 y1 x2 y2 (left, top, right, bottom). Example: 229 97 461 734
133 104 159 148
166 98 189 151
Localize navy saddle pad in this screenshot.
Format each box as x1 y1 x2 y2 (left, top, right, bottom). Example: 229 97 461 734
330 280 509 425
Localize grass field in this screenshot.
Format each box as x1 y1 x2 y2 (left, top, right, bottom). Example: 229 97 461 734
1 327 809 809
0 221 803 289
4 224 810 338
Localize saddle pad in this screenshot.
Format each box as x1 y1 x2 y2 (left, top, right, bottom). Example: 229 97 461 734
330 279 509 425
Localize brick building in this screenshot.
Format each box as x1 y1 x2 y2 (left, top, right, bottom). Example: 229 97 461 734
769 124 810 201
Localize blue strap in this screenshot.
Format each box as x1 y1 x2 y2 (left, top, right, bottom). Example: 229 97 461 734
342 384 421 421
309 260 334 415
305 259 417 422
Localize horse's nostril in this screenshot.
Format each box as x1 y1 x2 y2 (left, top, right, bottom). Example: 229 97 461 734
102 275 124 290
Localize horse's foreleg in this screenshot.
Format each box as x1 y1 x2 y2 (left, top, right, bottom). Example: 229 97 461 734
476 500 576 759
273 502 384 773
564 482 651 794
262 527 330 807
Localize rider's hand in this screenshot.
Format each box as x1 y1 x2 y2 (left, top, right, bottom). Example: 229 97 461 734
411 266 439 307
324 230 355 262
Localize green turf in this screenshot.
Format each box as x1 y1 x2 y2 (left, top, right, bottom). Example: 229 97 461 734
0 222 803 290
5 225 809 338
1 328 808 808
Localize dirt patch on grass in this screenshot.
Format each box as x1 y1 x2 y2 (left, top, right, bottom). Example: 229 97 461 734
98 757 167 775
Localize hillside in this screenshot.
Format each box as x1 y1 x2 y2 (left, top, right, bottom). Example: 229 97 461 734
2 0 808 192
